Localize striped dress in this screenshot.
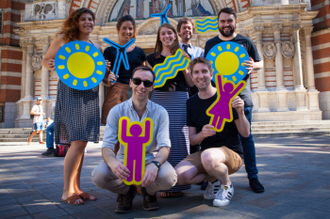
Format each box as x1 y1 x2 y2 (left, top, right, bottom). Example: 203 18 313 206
54 80 100 145
151 91 191 192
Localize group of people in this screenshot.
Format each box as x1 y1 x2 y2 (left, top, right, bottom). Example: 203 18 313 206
41 6 265 212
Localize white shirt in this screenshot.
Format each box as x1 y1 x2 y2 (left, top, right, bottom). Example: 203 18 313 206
102 98 171 161
180 41 204 60
32 104 44 124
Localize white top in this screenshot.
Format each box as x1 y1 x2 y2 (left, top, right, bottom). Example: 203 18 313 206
32 104 44 124
179 41 204 60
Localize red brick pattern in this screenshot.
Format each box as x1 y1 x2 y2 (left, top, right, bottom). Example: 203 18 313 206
311 1 330 92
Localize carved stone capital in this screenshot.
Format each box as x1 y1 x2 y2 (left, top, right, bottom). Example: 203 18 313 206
303 27 313 36
282 42 295 59
263 43 276 59
39 36 49 46
254 25 264 33
272 23 282 31
21 38 34 47
292 23 302 31
239 29 249 37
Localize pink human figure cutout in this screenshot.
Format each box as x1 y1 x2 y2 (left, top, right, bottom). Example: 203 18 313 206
118 117 153 185
206 73 246 132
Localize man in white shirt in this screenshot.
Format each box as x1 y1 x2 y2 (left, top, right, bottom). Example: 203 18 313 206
28 97 45 145
91 66 177 213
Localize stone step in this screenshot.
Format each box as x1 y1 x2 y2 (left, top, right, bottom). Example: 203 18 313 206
1 121 330 142
253 131 330 137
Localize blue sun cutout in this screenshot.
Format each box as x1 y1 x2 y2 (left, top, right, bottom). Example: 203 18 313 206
55 41 106 90
206 41 249 84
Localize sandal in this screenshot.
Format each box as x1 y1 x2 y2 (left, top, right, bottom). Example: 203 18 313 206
61 194 85 205
78 192 97 201
159 192 183 198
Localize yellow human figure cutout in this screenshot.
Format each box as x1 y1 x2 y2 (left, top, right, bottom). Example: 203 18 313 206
118 117 153 185
206 73 246 132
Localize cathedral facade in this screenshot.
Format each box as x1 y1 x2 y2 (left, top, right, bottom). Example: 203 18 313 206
0 0 329 128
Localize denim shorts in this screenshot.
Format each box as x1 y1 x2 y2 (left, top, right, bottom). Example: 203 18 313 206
33 122 44 131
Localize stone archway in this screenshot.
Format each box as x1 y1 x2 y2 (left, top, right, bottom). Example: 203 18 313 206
137 18 178 35
68 0 252 26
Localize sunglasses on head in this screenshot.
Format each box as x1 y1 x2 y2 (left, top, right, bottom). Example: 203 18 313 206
132 78 153 88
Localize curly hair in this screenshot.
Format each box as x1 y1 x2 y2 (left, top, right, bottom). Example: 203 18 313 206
154 23 180 59
59 8 95 43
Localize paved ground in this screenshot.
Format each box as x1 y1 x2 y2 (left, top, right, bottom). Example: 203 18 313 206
0 135 330 219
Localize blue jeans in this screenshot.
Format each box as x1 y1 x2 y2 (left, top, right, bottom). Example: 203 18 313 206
46 122 54 149
239 106 258 179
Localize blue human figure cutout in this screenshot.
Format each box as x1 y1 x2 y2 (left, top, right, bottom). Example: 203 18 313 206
150 4 171 25
103 38 136 83
119 117 153 185
206 74 246 132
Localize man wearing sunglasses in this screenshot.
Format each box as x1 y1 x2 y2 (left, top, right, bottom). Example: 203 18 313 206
92 66 177 213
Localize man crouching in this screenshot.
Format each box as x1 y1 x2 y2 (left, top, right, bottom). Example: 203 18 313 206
92 66 177 213
175 57 250 207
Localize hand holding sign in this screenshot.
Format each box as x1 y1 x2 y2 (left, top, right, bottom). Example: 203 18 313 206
118 117 153 185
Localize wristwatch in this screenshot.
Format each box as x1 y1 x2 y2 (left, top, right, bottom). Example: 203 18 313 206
151 161 161 169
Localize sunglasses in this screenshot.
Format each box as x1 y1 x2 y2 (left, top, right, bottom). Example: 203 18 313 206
132 78 153 88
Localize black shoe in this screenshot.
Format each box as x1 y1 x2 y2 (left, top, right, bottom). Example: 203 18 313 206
201 180 208 190
41 148 55 156
115 186 137 213
249 178 264 193
141 187 159 211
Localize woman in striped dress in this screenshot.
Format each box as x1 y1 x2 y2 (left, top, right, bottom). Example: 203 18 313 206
43 8 110 205
146 23 194 197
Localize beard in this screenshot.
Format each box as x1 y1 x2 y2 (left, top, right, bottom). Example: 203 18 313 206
219 26 235 37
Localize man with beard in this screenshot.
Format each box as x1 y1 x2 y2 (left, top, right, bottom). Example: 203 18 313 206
204 7 265 194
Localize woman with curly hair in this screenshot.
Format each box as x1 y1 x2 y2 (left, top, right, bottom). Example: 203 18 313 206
146 23 194 197
43 8 110 205
101 15 146 125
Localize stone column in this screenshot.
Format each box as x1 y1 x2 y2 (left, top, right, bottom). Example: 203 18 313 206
254 25 266 91
273 23 288 111
292 24 307 111
25 38 34 100
19 43 27 99
273 23 285 90
303 27 316 91
40 36 50 99
304 27 320 111
253 25 269 112
292 24 305 91
281 0 289 4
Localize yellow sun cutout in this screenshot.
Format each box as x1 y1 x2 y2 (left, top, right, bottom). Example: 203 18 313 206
206 42 249 83
55 41 105 90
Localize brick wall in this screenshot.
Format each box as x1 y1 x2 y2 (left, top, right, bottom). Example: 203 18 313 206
311 0 330 93
0 47 22 102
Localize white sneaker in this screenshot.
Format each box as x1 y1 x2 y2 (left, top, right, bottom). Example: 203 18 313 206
213 183 234 207
203 180 220 200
